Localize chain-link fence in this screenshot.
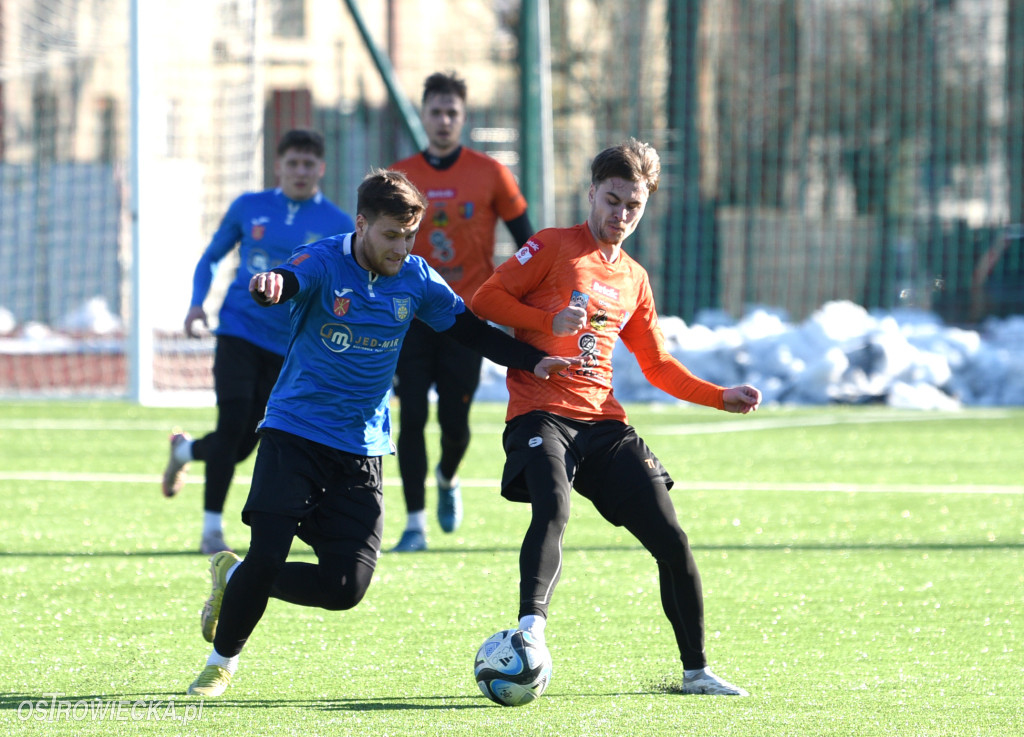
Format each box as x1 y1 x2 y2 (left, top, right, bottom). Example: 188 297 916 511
1 0 1020 396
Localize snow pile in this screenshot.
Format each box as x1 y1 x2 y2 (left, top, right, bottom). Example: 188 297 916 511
479 300 1024 408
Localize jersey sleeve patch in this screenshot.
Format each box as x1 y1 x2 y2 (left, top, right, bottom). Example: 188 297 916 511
514 238 545 265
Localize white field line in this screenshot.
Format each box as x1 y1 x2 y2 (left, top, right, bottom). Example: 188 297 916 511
0 408 1012 435
0 471 1020 495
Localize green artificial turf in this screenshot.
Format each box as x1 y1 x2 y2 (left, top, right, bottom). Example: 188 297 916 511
0 401 1021 736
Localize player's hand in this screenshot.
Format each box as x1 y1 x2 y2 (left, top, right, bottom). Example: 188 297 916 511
533 355 582 379
250 272 284 306
552 305 588 336
184 306 208 338
722 384 762 414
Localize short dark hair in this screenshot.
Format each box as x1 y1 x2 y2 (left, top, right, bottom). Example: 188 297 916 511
591 138 661 194
276 129 325 158
356 168 428 225
422 71 467 104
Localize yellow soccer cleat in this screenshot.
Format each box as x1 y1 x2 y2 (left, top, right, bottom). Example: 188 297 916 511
187 664 232 697
201 550 240 643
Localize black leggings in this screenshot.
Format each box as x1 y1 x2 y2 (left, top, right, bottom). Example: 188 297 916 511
394 320 483 512
192 336 283 514
212 512 376 658
517 456 707 670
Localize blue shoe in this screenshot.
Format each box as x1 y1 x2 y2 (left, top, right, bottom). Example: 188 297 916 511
436 465 463 533
391 529 427 553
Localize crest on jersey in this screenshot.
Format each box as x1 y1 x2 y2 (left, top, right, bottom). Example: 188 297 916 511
459 202 474 219
333 296 350 317
393 297 411 321
251 224 265 240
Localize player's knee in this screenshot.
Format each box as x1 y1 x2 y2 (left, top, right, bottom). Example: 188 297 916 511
242 548 289 580
319 576 370 611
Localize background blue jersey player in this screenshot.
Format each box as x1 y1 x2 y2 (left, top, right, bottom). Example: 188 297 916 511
161 129 355 555
185 169 575 697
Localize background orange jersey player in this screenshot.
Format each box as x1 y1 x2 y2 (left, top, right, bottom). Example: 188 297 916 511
472 138 762 696
388 71 535 552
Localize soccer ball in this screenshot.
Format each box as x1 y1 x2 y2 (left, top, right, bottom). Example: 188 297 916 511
473 628 552 706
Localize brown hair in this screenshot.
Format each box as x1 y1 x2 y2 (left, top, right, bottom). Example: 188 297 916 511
356 168 428 225
590 137 661 194
422 71 467 104
276 129 325 158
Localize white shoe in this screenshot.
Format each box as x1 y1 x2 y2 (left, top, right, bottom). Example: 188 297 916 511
200 530 233 555
161 429 191 498
680 668 750 696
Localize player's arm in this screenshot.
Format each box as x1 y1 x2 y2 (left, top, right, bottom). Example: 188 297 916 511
503 212 535 249
622 308 760 413
249 268 299 306
186 199 246 336
440 309 575 379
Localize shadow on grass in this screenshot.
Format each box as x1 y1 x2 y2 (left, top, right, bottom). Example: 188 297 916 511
0 691 507 713
2 539 1024 559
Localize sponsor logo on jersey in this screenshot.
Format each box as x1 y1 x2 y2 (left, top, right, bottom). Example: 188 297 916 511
290 252 311 266
247 249 271 274
430 231 455 263
393 298 411 322
570 290 590 308
320 323 401 353
432 209 449 228
426 188 457 199
590 279 619 302
320 323 354 352
514 238 544 265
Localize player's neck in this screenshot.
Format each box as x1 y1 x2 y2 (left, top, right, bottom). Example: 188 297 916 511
424 145 462 170
587 222 621 262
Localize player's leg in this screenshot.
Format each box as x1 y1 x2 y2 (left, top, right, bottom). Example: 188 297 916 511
188 509 297 697
578 427 748 696
189 429 329 697
392 321 434 551
233 346 283 464
433 334 483 533
190 336 264 554
500 413 580 642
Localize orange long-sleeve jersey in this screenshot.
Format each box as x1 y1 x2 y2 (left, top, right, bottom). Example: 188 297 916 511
390 148 528 303
471 223 726 423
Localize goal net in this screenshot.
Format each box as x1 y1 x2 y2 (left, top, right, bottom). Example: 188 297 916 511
1 0 262 403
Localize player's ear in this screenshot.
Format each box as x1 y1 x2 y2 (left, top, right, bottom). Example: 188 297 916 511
588 184 595 204
355 213 367 236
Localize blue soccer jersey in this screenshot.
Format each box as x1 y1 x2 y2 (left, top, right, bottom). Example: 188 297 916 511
190 189 355 355
260 233 465 456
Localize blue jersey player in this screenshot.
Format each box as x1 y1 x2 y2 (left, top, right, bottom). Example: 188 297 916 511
161 130 355 556
185 169 575 697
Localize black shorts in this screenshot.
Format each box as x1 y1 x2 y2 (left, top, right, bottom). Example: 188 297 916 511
499 410 674 526
213 334 284 404
242 429 384 568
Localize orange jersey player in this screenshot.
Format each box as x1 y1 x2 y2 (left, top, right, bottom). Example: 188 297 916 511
472 138 762 697
388 71 535 552
474 221 724 424
392 146 528 303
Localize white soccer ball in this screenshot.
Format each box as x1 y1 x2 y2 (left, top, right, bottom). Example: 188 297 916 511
473 628 552 706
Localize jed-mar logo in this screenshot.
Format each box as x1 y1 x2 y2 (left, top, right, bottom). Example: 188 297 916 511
320 323 354 352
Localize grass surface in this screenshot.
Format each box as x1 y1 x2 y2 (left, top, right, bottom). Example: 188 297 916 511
0 401 1021 736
